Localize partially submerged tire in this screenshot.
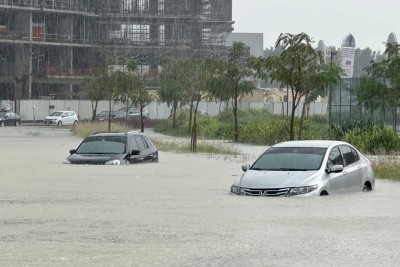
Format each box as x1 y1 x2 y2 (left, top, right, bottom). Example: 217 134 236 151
57 121 62 126
320 190 329 196
15 121 19 127
363 184 371 192
0 121 4 127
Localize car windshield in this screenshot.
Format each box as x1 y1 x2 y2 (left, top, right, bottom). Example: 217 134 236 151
98 111 116 116
251 147 327 171
50 112 63 116
76 135 127 154
0 111 7 117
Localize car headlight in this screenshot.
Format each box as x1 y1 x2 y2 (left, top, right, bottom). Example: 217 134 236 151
231 185 244 195
63 159 71 164
105 159 121 165
287 185 318 196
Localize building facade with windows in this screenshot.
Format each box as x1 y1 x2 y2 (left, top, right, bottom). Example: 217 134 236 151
339 33 356 78
0 0 233 103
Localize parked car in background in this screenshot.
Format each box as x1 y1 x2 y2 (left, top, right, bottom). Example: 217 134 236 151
94 111 123 121
44 111 78 126
0 111 20 127
197 109 208 116
128 107 149 119
117 107 130 118
64 131 159 165
231 140 375 197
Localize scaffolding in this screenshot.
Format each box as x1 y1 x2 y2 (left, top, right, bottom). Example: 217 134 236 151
0 0 233 100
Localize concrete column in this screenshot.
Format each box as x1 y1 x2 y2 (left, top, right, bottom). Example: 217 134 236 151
150 0 159 46
149 0 158 14
13 12 32 99
14 45 32 99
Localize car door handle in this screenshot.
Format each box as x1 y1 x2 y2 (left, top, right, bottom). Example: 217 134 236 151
358 166 362 170
342 171 347 175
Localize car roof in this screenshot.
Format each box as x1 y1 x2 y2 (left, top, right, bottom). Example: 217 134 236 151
90 131 146 137
273 140 348 148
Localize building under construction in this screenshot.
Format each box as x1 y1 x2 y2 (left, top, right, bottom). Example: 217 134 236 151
0 0 233 101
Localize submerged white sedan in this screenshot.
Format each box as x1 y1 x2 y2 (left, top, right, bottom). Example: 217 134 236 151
231 140 375 197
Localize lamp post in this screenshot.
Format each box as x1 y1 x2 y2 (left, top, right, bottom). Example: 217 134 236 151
328 51 338 126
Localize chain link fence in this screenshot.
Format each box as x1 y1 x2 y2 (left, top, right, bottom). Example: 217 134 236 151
330 77 400 131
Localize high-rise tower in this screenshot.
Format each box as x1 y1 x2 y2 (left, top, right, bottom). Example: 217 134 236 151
339 33 356 78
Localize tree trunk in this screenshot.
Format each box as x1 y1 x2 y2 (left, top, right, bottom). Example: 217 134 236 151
91 101 97 121
172 101 178 129
289 99 296 140
393 105 397 133
233 93 239 142
140 106 145 132
108 99 112 132
191 100 201 152
191 119 197 153
188 100 193 134
298 96 308 140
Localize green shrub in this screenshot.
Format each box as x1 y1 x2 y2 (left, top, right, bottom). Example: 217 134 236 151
239 118 289 145
71 121 131 138
154 108 400 155
343 126 400 154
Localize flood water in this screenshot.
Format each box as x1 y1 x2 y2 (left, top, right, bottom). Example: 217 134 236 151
0 126 399 266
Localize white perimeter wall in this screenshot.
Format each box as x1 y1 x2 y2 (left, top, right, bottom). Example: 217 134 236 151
18 100 328 121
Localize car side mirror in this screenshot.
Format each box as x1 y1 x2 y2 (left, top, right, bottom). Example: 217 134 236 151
242 164 250 172
69 149 77 155
131 149 140 156
327 165 344 174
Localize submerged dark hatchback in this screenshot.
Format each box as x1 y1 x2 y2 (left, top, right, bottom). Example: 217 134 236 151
64 131 159 165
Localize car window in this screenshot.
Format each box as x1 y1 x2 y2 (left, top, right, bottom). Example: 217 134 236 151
142 136 151 148
129 136 139 151
251 147 326 171
134 136 147 150
351 147 360 162
339 145 356 166
327 146 343 169
76 135 127 154
50 111 63 116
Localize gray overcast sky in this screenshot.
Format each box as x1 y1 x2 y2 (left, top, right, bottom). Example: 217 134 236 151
232 0 400 52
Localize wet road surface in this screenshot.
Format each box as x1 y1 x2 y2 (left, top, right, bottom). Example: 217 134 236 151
0 126 399 266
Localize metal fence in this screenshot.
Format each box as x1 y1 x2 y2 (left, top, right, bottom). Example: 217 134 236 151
330 77 400 130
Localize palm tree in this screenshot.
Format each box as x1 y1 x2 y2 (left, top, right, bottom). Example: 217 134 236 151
365 42 400 132
115 59 154 132
251 32 343 140
207 42 255 142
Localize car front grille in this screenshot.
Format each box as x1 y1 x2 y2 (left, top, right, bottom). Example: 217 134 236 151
73 161 105 165
243 187 290 197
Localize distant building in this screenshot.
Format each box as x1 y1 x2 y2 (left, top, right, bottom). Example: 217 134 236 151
0 0 234 101
225 32 264 57
316 40 328 63
225 32 263 89
339 33 356 78
387 32 397 44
